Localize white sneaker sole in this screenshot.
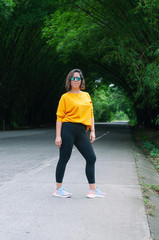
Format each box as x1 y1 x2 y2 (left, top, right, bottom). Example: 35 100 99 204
87 194 106 198
53 193 72 198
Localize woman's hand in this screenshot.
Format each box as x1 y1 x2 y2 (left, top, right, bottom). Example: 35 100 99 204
55 136 62 148
90 131 95 143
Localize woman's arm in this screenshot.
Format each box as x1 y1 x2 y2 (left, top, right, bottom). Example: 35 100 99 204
55 121 62 148
90 117 95 132
90 118 96 143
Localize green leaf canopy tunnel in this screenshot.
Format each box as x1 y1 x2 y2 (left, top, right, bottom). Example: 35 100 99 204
0 0 159 129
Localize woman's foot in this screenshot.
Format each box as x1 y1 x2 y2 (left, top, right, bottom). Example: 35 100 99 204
87 187 106 198
53 186 72 198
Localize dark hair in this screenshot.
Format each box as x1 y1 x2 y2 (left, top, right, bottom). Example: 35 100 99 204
65 69 85 92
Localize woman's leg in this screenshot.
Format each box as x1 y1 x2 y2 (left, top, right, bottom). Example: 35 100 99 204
55 123 75 188
74 129 96 190
74 128 106 197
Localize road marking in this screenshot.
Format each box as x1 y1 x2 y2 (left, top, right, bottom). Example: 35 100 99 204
10 156 58 178
95 131 110 141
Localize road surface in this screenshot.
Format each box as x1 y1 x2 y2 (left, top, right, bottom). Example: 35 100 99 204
0 122 151 240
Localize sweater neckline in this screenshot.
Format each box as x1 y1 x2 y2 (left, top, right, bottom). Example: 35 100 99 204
68 91 83 94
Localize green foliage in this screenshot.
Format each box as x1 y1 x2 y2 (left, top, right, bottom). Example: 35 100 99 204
42 8 98 63
142 183 159 194
42 0 159 127
111 111 129 121
92 86 111 122
141 141 159 159
141 140 159 167
149 184 159 193
0 0 66 128
150 148 159 158
136 128 159 172
1 0 159 128
155 115 159 125
143 197 149 204
143 197 154 215
92 83 136 122
142 141 155 151
0 0 15 23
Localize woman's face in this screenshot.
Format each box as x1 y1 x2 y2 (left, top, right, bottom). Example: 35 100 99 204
70 72 81 90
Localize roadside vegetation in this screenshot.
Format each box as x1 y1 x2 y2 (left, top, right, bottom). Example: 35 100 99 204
134 129 159 172
134 127 159 219
141 183 155 216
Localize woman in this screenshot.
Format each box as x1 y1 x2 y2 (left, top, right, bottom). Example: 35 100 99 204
53 69 105 198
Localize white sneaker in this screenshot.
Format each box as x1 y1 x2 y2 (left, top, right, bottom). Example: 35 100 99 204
53 186 72 198
87 187 106 198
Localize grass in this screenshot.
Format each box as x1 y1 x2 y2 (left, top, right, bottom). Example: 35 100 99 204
134 129 159 172
142 183 159 195
141 183 155 215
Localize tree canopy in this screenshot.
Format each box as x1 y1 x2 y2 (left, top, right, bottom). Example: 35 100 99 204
0 0 159 129
42 0 159 127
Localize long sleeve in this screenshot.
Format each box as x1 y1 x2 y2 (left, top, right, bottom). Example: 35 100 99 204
90 100 94 118
87 93 94 118
56 95 66 121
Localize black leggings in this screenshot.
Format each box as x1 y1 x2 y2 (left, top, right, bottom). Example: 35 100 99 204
55 122 96 184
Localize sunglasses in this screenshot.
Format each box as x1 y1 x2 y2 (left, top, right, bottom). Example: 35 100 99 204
71 77 81 81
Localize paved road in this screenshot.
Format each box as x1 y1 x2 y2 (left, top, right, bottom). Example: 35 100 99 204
0 123 151 240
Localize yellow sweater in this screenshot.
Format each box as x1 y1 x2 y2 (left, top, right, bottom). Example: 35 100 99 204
56 91 94 130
